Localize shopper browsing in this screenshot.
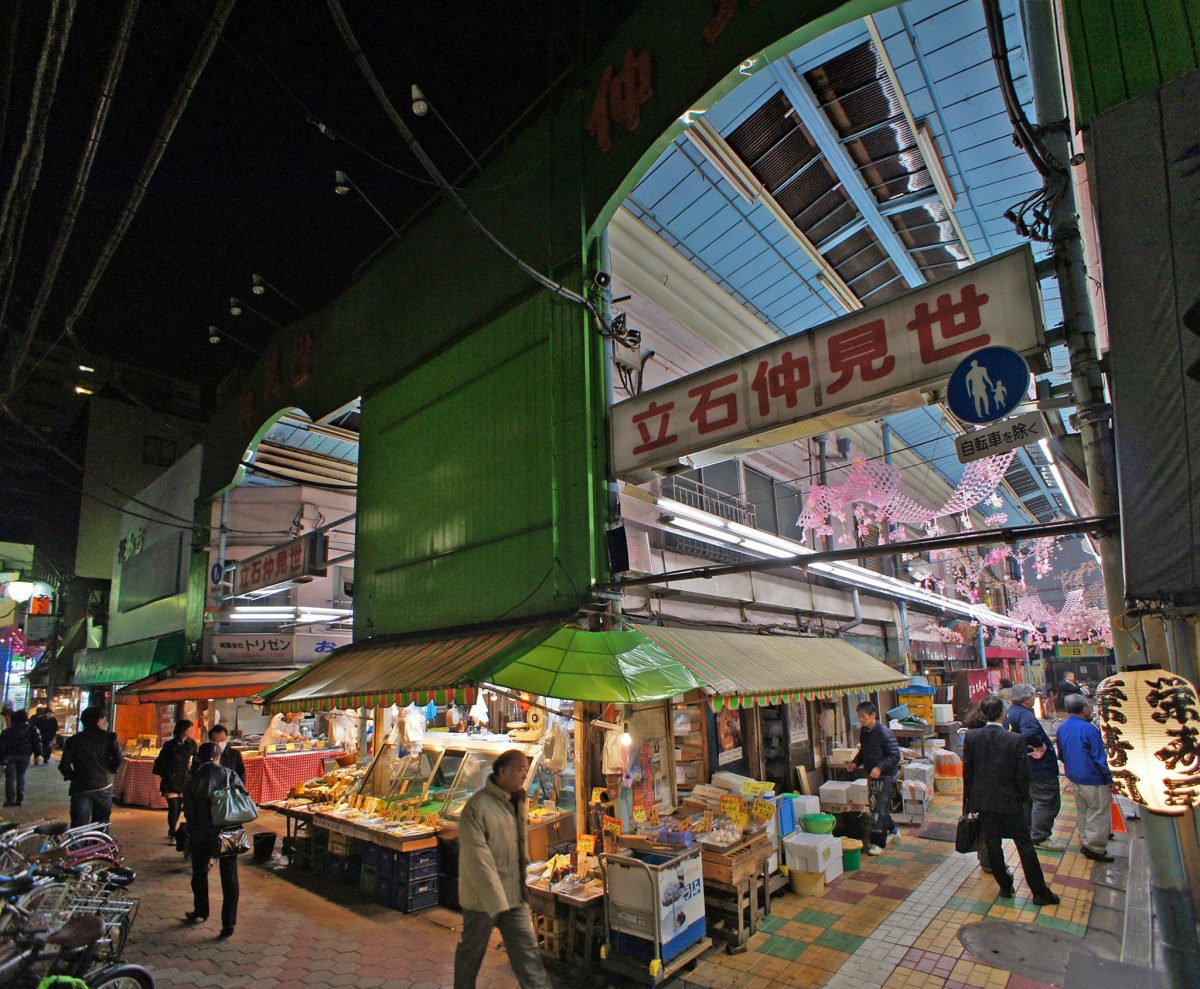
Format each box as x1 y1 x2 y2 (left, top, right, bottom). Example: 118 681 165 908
152 719 197 843
454 749 552 989
208 725 246 784
182 742 243 939
1055 693 1115 861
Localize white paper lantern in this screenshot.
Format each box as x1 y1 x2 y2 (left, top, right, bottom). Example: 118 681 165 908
1094 666 1200 816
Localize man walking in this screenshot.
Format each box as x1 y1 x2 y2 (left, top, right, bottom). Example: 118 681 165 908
1056 694 1115 861
964 695 1060 906
846 701 901 856
454 749 552 989
1056 671 1083 711
59 707 124 828
1003 683 1064 850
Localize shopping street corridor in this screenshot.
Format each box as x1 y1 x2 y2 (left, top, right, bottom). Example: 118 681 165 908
3 763 1130 989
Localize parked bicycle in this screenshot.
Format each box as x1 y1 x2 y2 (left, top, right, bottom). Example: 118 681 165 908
0 820 123 876
0 869 153 989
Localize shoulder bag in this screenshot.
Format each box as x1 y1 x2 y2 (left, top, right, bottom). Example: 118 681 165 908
955 800 980 854
211 766 259 826
215 826 251 857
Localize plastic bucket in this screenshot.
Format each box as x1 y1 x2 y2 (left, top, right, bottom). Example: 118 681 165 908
886 704 910 721
840 837 862 872
253 831 278 861
788 869 824 896
800 813 836 834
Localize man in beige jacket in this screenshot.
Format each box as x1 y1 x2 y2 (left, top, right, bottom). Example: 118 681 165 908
454 749 553 989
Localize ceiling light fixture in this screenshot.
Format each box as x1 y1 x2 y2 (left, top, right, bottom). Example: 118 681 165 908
410 84 428 117
229 297 243 316
408 84 481 174
332 170 400 238
78 364 94 373
207 325 261 356
229 296 282 328
74 385 93 396
250 273 306 315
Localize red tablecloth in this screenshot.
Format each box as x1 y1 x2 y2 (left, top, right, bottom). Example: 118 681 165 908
116 749 342 808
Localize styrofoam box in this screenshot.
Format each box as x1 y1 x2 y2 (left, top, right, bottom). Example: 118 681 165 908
819 781 852 803
823 851 843 884
902 801 928 819
933 704 955 724
903 763 935 786
828 748 858 766
783 833 839 874
790 795 821 818
847 781 870 805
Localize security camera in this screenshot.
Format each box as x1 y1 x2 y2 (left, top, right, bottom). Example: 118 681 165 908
593 271 612 288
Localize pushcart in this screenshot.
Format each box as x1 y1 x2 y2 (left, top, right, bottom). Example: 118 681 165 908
599 845 711 985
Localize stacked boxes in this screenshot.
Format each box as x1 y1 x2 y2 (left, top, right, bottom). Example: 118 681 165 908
819 780 851 807
902 762 935 787
847 780 870 805
900 780 932 819
783 833 842 883
325 851 361 885
673 704 705 790
385 845 440 912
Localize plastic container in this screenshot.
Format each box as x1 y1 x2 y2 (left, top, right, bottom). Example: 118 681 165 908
840 837 862 872
932 750 962 778
800 813 836 834
788 869 824 896
886 704 910 721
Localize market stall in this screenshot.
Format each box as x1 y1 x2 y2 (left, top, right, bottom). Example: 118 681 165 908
112 666 336 807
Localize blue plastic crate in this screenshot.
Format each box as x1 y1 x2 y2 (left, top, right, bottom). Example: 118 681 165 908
773 793 796 837
394 847 439 875
387 875 439 912
325 852 361 885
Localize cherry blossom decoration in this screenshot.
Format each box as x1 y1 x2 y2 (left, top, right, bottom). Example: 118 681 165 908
796 453 1017 543
1007 590 1113 649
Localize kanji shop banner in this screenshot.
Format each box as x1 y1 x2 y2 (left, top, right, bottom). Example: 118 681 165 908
611 247 1044 476
233 533 328 597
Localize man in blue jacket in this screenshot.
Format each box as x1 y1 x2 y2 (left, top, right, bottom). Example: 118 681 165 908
1056 694 1114 861
847 701 901 856
1003 684 1064 850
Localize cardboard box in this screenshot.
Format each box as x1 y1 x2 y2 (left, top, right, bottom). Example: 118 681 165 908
847 780 870 805
902 800 929 818
902 763 935 786
934 777 964 794
783 833 839 874
819 780 852 804
676 763 699 786
900 780 931 801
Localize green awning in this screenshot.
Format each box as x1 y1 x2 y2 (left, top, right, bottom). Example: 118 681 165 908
72 632 187 687
488 627 706 702
636 626 908 709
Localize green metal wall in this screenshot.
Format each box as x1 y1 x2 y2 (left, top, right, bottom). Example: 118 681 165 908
1063 0 1200 122
354 282 606 636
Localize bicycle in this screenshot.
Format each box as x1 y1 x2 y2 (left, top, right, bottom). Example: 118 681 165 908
0 872 153 989
0 821 123 875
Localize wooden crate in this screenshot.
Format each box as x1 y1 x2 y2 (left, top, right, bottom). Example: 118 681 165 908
533 912 566 960
702 834 771 885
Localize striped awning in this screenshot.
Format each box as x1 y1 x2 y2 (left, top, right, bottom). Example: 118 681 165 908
636 626 908 709
261 624 558 713
117 667 300 704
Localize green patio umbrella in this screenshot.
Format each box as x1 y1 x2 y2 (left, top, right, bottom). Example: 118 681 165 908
487 626 707 703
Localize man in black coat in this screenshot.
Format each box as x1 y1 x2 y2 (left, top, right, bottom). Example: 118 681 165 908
208 725 246 783
963 695 1060 906
847 701 901 856
59 707 123 827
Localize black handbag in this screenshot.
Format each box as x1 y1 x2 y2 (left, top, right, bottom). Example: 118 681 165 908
955 804 981 854
175 821 191 855
216 826 251 857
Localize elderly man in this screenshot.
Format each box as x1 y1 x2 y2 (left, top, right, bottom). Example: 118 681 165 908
454 749 552 989
964 695 1060 906
1003 683 1064 850
1056 694 1115 861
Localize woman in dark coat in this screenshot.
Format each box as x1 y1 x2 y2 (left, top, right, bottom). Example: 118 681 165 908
0 710 41 805
152 719 196 841
182 742 243 938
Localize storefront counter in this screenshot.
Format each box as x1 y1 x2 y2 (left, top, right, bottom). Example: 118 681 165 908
115 747 343 808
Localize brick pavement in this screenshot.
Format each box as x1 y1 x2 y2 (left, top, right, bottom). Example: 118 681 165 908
5 760 1120 989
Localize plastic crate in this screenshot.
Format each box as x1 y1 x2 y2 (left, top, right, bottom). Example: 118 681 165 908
388 876 439 912
394 847 439 878
360 863 379 898
325 852 361 885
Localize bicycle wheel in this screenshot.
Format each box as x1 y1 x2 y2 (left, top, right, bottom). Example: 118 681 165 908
89 963 155 989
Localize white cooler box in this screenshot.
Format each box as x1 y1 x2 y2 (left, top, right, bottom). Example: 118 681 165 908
784 833 840 875
790 794 821 818
819 781 852 805
903 763 935 786
847 780 870 805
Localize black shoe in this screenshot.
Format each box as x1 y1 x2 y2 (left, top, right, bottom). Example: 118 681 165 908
1031 891 1060 907
167 832 175 842
2 801 15 807
1080 846 1115 862
997 885 1015 899
218 927 234 939
184 912 207 923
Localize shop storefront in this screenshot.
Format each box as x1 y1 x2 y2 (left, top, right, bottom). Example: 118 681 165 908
112 666 326 807
71 632 188 728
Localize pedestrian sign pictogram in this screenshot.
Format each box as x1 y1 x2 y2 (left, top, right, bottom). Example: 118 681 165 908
946 346 1029 425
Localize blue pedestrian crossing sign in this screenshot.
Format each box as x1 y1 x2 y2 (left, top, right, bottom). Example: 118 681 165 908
946 346 1029 425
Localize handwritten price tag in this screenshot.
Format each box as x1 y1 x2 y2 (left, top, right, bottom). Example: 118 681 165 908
730 811 748 828
576 834 597 855
648 806 659 826
632 808 647 823
701 810 714 833
602 814 623 837
752 799 774 823
591 787 608 804
719 795 743 816
740 781 758 795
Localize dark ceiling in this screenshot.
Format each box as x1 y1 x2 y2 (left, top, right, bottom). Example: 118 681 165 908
0 0 632 566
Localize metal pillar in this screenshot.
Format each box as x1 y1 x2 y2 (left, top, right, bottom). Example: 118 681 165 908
1020 2 1198 979
977 623 987 671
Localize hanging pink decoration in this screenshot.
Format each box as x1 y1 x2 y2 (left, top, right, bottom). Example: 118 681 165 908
1008 590 1112 649
796 453 1017 538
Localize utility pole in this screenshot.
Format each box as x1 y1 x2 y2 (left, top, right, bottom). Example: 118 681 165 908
1019 2 1199 983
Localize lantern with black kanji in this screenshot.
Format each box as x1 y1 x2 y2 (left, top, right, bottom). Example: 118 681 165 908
1094 666 1200 816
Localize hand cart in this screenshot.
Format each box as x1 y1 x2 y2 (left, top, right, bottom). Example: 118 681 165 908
599 845 711 985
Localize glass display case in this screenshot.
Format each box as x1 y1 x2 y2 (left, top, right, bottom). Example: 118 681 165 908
355 744 445 805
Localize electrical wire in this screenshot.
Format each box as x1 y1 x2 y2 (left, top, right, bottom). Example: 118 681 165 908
5 0 140 404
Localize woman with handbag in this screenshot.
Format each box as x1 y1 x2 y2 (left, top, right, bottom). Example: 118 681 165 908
152 719 196 842
182 742 251 938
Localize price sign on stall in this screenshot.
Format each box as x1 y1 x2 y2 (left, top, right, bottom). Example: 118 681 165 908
720 795 743 816
602 815 623 837
648 806 659 826
752 799 775 823
730 811 748 828
576 834 597 855
632 808 647 823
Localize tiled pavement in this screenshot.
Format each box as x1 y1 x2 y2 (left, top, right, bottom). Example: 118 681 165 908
5 762 1117 989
